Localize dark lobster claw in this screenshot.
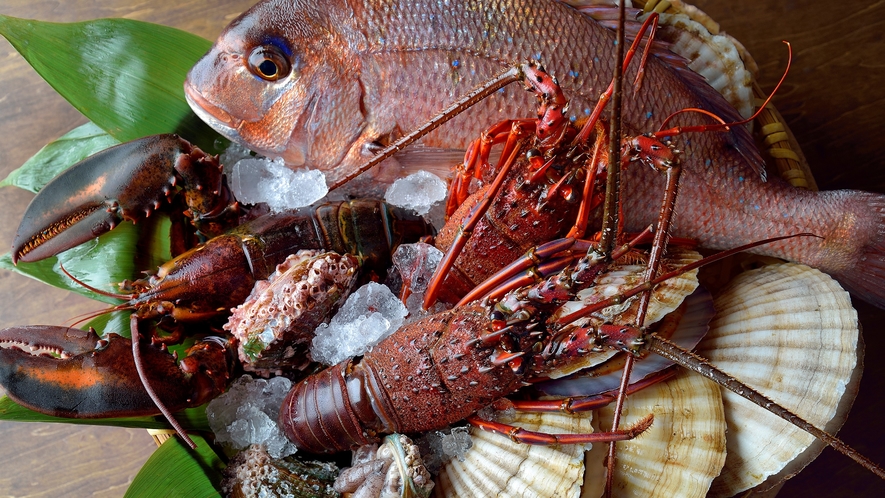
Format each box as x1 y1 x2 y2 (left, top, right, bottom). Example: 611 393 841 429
0 325 233 418
12 134 238 264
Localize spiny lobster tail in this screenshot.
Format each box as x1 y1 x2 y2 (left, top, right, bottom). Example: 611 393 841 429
279 362 376 454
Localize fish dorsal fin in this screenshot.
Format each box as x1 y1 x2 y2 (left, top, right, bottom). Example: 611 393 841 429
559 0 766 178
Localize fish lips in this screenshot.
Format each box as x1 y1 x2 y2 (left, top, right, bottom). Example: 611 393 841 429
184 82 242 142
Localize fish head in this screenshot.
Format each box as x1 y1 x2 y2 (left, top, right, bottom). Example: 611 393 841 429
184 0 368 183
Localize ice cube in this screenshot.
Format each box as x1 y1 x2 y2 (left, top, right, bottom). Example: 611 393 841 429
206 375 298 458
384 170 447 216
229 156 328 210
310 282 408 365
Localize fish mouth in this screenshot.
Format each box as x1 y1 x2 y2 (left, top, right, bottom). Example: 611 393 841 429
184 82 242 139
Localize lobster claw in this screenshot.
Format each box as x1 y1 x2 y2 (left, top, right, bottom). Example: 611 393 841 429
12 134 234 264
0 325 233 418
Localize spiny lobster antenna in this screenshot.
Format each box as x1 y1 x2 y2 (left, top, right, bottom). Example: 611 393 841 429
605 331 885 480
601 4 630 494
129 314 196 449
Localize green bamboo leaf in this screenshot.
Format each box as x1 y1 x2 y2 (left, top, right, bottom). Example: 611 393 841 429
82 309 134 338
0 122 121 193
126 433 224 498
0 15 221 151
0 396 211 432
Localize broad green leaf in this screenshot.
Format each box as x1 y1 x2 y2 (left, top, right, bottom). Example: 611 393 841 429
126 434 224 498
0 396 211 432
0 15 221 151
0 122 121 193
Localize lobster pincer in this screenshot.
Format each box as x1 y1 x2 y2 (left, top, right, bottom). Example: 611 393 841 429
11 134 240 264
0 325 234 418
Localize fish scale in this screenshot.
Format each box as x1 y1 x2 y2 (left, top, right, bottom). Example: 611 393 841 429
185 0 885 308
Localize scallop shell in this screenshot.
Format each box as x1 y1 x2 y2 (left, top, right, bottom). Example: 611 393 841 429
581 370 727 497
647 10 755 119
548 247 702 378
695 263 860 496
433 410 592 498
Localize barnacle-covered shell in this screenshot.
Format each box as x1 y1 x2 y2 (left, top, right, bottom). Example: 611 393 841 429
581 370 727 497
336 434 434 498
224 250 359 375
548 247 702 378
221 444 339 498
696 263 860 496
433 410 591 498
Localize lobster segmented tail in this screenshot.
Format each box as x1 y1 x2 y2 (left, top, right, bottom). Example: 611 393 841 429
280 360 390 454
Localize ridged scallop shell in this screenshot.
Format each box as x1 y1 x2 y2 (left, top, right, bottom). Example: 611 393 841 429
433 410 592 498
548 247 702 378
581 370 727 497
695 263 860 496
647 10 755 118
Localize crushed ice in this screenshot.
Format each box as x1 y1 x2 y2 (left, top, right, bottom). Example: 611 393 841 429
418 427 474 473
311 282 408 365
206 375 297 458
229 156 328 211
390 243 449 321
384 170 447 217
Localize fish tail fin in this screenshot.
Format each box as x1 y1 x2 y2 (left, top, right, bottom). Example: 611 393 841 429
831 192 885 309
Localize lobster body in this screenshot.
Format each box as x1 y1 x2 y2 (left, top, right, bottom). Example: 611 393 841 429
434 163 586 302
0 199 433 420
127 199 433 323
280 304 524 454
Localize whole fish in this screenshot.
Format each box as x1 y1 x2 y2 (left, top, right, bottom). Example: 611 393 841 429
184 0 885 308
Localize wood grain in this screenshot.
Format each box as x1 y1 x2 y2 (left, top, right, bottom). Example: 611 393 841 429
0 2 255 497
0 0 882 496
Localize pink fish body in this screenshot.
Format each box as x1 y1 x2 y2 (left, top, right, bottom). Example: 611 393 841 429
185 0 885 307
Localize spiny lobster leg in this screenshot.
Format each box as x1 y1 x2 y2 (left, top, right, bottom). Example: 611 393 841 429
512 365 680 413
0 325 233 418
444 118 536 216
12 134 238 264
465 412 653 445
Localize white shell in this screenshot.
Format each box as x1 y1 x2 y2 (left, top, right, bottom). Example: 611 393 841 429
696 263 860 496
647 11 755 119
582 370 727 497
433 410 591 498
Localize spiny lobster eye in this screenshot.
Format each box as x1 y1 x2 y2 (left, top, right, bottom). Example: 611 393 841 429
248 45 291 81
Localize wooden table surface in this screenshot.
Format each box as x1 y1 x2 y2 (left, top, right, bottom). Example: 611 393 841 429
0 0 882 496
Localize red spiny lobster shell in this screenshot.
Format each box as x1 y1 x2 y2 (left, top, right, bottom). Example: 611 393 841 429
279 304 523 453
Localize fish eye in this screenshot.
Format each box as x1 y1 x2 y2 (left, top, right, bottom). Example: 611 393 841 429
248 45 291 81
